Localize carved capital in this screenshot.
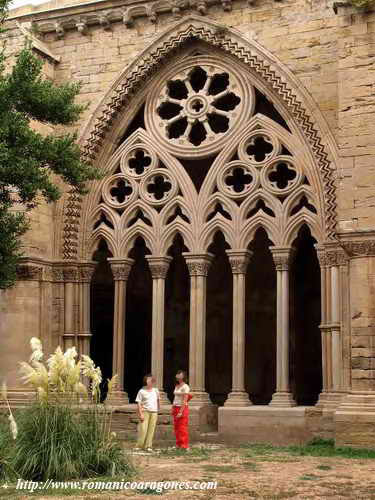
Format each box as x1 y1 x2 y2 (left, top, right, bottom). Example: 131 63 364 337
341 240 375 258
108 258 134 281
146 256 172 279
226 249 252 274
63 267 79 282
270 247 296 271
79 262 96 283
183 253 214 277
52 267 65 282
16 264 43 281
316 245 349 267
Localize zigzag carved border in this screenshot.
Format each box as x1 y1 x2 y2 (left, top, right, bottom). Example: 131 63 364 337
62 24 337 260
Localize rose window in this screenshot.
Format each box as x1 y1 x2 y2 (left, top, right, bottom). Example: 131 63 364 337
145 56 252 158
218 162 258 199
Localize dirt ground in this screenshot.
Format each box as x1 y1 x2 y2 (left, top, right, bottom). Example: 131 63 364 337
11 441 375 500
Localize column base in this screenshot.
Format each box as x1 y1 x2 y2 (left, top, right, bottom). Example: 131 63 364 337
316 391 344 410
189 391 212 406
269 391 296 407
105 390 129 406
224 391 252 407
335 391 375 448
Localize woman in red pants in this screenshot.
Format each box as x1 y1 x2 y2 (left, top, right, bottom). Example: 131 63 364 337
172 370 190 450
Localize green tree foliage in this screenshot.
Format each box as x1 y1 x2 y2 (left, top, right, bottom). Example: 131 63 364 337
0 0 100 288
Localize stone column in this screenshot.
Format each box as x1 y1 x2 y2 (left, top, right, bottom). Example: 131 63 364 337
183 252 214 405
78 262 96 357
106 258 134 406
62 264 79 351
224 250 252 406
146 255 172 405
270 247 296 407
316 246 345 408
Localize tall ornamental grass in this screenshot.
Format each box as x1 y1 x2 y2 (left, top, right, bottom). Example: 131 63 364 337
1 338 134 481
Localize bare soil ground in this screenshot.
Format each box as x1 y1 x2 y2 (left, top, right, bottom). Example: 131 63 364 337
4 441 375 499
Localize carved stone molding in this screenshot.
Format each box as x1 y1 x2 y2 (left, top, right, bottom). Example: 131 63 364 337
108 257 134 280
16 264 43 281
79 262 97 282
341 240 375 258
183 253 214 276
63 267 79 282
270 247 296 271
11 0 280 38
226 250 252 274
146 256 172 279
315 244 349 267
60 17 337 260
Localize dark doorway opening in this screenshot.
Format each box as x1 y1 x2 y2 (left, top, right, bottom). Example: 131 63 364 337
90 239 114 400
245 228 276 404
290 225 322 405
125 237 152 402
164 234 190 402
206 231 233 406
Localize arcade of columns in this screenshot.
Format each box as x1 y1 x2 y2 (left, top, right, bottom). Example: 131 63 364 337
55 243 348 408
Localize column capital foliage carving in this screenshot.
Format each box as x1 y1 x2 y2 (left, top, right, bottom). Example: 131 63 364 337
146 256 172 279
226 250 252 274
315 245 349 267
183 253 214 277
341 240 375 258
109 258 134 281
270 247 296 271
79 263 96 282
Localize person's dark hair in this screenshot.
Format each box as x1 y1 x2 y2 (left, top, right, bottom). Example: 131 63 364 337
175 370 188 385
143 374 154 385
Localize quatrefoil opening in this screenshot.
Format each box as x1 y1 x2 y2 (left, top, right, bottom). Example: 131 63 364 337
218 161 258 199
140 169 178 206
261 158 302 196
239 132 279 165
121 145 158 178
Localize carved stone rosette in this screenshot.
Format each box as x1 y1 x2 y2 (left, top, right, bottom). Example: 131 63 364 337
146 256 172 279
226 250 252 274
108 258 134 281
270 247 296 271
183 253 214 277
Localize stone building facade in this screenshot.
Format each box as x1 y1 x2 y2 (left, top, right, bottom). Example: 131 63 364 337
1 0 375 447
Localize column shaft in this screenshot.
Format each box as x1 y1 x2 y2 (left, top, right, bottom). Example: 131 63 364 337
183 253 213 406
225 250 252 406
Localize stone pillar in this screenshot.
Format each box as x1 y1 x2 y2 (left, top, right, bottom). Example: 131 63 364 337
183 252 214 405
146 255 172 405
335 238 375 447
78 262 96 357
224 250 252 407
316 246 345 408
62 264 79 351
106 258 134 406
269 247 296 407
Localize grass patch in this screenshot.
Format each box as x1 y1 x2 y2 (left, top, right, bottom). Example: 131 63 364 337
299 473 321 481
239 438 375 460
317 464 332 470
242 461 258 471
203 465 234 473
158 446 212 459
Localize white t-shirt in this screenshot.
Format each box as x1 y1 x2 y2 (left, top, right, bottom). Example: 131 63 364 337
173 383 190 406
135 387 160 412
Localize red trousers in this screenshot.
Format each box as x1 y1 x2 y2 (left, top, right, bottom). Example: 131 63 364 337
172 405 189 449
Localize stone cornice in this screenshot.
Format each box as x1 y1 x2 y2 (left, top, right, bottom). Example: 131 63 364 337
9 0 278 37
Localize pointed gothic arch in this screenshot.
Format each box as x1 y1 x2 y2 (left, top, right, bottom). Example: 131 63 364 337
57 15 339 261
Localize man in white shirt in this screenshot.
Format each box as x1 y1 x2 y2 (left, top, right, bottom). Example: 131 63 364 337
135 374 160 451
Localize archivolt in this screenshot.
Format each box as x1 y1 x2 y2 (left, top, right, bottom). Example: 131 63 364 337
58 14 339 260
